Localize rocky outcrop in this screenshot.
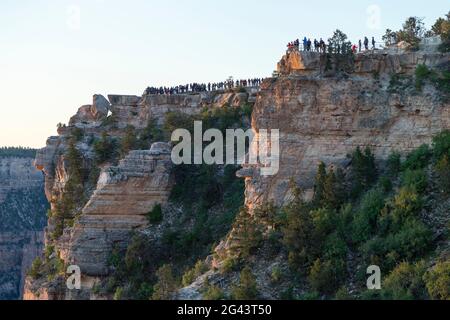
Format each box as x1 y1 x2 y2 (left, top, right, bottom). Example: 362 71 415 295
26 89 256 299
277 48 449 77
0 232 44 300
28 45 450 300
59 143 173 277
0 157 44 204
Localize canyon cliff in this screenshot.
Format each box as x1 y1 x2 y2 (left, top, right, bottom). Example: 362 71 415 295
0 154 47 299
240 48 450 210
24 44 449 300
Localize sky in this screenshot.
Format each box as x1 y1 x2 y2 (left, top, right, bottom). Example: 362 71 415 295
0 0 448 148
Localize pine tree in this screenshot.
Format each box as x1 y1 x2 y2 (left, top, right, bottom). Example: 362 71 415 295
94 132 117 164
313 162 327 207
323 169 337 209
152 264 178 300
435 155 450 193
229 207 262 258
120 125 138 157
351 147 377 198
231 266 259 300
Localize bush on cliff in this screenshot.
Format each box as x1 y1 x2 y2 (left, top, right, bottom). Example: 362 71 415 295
51 141 86 239
120 125 138 157
152 264 179 300
424 261 450 300
231 266 259 300
380 261 428 300
28 257 43 280
350 147 377 198
203 280 226 300
435 155 450 193
93 132 118 164
140 118 164 146
146 204 163 225
397 17 426 50
181 260 208 287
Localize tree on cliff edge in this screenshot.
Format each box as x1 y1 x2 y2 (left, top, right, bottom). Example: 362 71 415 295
327 29 352 54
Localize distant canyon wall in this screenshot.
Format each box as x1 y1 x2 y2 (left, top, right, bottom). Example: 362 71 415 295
0 156 47 299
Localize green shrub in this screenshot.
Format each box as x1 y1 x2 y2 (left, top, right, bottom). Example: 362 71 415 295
402 144 431 171
415 64 433 90
308 258 345 295
282 199 318 273
241 103 253 117
352 188 385 243
137 282 154 300
182 260 208 287
424 261 450 300
323 232 348 261
220 257 239 274
351 147 377 198
432 131 450 160
435 155 450 193
113 287 124 300
381 261 427 300
140 119 164 146
120 125 138 157
363 219 432 270
270 267 283 284
387 152 402 177
70 127 84 142
379 176 393 193
402 169 428 194
231 266 259 300
312 208 337 238
164 112 195 136
28 257 43 279
335 287 353 300
298 291 321 300
152 264 178 300
203 281 226 300
94 132 118 164
147 204 163 225
389 187 423 227
228 207 263 259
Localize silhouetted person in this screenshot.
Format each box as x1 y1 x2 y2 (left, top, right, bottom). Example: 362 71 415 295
364 37 369 50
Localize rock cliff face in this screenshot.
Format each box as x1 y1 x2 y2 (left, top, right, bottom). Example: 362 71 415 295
59 144 174 278
240 49 450 210
0 156 47 299
26 46 450 300
25 89 257 299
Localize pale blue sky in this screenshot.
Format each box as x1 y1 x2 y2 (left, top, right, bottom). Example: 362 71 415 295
1 0 448 148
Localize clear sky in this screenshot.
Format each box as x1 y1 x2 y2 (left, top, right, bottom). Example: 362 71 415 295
1 0 448 148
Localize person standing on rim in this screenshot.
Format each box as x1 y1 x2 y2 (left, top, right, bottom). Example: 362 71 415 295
364 36 369 50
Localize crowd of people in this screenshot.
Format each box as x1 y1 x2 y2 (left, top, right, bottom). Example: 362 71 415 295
144 78 264 96
287 37 328 53
287 36 378 54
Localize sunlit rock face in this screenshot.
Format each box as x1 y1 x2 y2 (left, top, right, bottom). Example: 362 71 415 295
243 48 450 209
60 144 174 277
26 89 257 299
